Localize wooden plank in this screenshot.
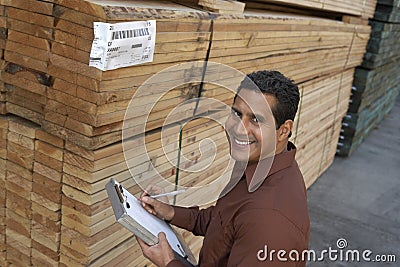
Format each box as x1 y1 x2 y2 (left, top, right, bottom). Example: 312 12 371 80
6 190 32 219
6 140 34 170
6 209 31 238
59 253 86 267
54 0 208 21
34 151 63 172
6 85 45 113
7 6 54 28
32 172 62 204
7 17 53 40
5 40 49 62
36 129 65 148
31 207 61 235
5 171 31 200
32 238 60 262
6 102 44 125
1 72 47 100
31 220 60 252
32 201 60 223
32 247 59 267
6 229 31 266
2 0 54 15
4 50 48 73
42 120 122 150
245 0 377 17
8 117 38 138
88 236 139 267
7 131 35 150
7 29 50 51
200 0 246 14
6 161 33 182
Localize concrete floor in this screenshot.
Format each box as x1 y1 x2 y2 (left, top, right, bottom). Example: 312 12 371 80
306 94 400 267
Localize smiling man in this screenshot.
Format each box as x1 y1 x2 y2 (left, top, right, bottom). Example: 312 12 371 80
138 70 310 267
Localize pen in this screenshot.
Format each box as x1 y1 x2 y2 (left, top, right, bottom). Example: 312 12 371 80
150 189 186 199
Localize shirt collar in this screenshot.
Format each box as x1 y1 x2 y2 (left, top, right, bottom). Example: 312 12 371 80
233 141 297 192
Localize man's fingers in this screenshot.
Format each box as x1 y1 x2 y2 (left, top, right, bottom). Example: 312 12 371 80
140 191 149 198
158 232 167 242
140 196 164 218
136 236 148 251
141 196 162 211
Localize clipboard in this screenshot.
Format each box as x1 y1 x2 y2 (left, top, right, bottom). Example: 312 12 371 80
106 178 197 266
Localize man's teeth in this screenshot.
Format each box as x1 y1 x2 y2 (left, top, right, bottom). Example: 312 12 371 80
235 139 252 145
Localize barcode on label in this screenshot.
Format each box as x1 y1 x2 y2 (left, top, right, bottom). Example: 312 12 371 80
111 28 150 40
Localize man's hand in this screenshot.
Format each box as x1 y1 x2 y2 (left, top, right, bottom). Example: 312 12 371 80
139 191 175 221
136 232 175 267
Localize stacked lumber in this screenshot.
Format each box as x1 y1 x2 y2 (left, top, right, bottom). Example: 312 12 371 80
0 4 5 114
294 69 355 186
31 130 65 266
0 0 371 149
3 0 53 73
0 116 7 266
209 12 370 83
337 0 400 156
373 0 400 22
59 114 229 265
2 0 53 124
199 0 246 14
45 1 213 150
243 0 377 18
5 117 39 266
362 20 400 69
0 0 374 266
0 115 227 266
350 60 400 114
338 88 399 156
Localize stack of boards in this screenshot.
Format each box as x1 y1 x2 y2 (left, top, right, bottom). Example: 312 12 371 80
198 0 246 14
243 0 376 17
0 0 375 266
337 0 400 157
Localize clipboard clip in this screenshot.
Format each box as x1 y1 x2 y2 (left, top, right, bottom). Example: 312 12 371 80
177 244 188 259
114 184 130 209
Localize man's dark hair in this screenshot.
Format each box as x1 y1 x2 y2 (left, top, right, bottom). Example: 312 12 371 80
237 70 300 129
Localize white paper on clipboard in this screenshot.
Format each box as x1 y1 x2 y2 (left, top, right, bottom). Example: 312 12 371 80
125 192 185 256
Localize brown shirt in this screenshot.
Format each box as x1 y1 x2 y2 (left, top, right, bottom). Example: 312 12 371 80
168 142 310 267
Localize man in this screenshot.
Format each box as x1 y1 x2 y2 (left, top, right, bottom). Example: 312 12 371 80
137 70 310 266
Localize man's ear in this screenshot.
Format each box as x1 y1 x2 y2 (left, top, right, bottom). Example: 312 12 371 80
277 120 293 141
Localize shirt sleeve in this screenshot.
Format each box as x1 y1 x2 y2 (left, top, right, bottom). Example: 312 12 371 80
228 208 308 267
166 259 186 267
170 205 215 236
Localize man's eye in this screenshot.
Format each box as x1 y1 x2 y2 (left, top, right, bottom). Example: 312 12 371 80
231 109 240 117
252 117 258 123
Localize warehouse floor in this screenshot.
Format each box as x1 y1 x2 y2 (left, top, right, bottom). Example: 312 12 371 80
306 95 400 267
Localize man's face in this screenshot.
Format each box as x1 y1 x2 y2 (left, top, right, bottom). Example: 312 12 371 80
225 89 277 163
